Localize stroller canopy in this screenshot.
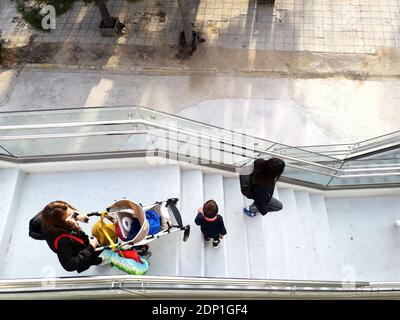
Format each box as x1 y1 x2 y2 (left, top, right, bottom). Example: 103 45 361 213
107 199 150 245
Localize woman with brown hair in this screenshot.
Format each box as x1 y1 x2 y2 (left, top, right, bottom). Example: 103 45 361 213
243 157 285 217
31 200 102 273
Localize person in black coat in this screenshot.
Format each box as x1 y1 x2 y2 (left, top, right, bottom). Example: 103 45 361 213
195 200 227 248
30 200 102 273
243 158 285 217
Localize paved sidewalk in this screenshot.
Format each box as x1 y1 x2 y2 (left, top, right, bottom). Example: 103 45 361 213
0 70 17 105
0 0 399 54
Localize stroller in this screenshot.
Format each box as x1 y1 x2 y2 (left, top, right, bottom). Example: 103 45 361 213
89 198 190 275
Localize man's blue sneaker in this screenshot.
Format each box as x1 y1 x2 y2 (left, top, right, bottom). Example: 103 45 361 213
243 207 257 217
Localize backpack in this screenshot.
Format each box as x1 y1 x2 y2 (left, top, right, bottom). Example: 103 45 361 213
240 175 254 199
53 234 85 250
126 210 161 240
145 209 161 235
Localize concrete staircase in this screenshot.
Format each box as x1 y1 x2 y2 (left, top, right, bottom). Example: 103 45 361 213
1 164 400 282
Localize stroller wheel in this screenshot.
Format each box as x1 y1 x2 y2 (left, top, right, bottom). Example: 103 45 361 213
136 244 150 255
142 251 152 260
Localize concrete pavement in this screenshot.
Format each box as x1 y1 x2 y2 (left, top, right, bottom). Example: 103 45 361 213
1 68 399 146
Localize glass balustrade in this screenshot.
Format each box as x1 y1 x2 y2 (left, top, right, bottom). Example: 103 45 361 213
0 106 399 189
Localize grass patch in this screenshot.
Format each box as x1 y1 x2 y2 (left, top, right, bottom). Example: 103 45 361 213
16 0 78 31
28 0 77 15
16 2 47 31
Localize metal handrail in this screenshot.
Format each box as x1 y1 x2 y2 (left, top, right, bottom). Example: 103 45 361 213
0 129 149 140
2 119 400 176
354 129 400 147
3 275 400 298
0 120 143 130
0 105 340 162
274 130 400 160
0 275 374 292
1 106 400 187
2 105 399 162
283 133 400 160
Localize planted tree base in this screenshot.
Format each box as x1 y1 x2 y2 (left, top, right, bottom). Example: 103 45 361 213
99 17 126 37
257 0 275 4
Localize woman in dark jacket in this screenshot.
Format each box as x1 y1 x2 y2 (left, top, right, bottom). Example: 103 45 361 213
243 158 285 217
38 200 102 273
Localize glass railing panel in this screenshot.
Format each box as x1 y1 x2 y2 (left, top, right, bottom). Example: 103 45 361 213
1 106 399 188
328 158 400 186
120 133 158 152
269 143 341 165
89 114 350 186
146 131 252 167
176 141 250 167
0 145 14 157
0 107 141 127
350 129 400 155
328 174 400 186
281 164 337 186
0 123 150 139
343 158 400 168
346 147 400 161
138 108 278 153
270 144 354 160
0 133 155 157
140 107 343 171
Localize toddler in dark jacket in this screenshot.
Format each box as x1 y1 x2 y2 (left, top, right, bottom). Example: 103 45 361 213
194 200 227 248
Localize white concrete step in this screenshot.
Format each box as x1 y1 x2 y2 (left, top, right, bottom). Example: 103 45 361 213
309 193 332 280
203 173 228 277
242 196 268 279
3 162 400 282
0 169 25 274
261 188 289 279
1 165 181 279
129 166 182 277
325 194 400 281
179 170 205 276
223 178 250 278
294 191 321 280
277 188 308 280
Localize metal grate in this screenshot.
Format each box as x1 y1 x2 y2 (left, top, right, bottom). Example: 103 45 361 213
257 0 275 5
